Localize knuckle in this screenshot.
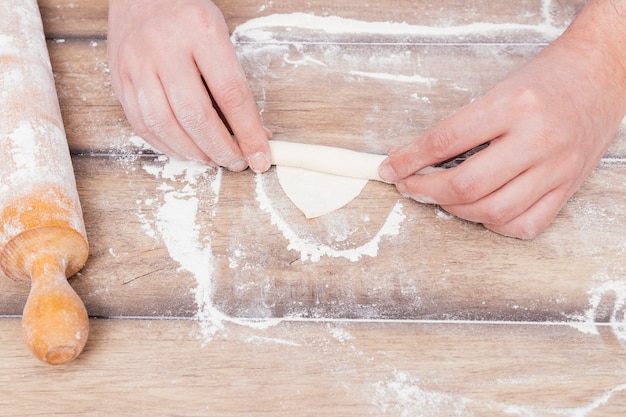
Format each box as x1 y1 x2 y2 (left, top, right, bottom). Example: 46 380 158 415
448 172 480 203
484 203 513 226
176 102 210 131
216 81 251 114
423 129 457 161
141 110 170 136
513 87 541 113
185 3 227 33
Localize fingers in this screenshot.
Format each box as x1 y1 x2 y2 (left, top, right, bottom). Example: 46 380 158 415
192 8 271 172
404 144 582 239
481 187 572 239
108 1 270 171
379 93 509 182
158 54 248 170
395 137 532 206
119 72 212 163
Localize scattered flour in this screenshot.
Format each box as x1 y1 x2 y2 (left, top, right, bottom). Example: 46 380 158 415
372 370 626 417
349 70 437 87
137 155 224 339
567 277 626 341
0 34 16 54
243 335 301 347
136 154 281 340
255 173 406 262
232 12 565 43
327 324 354 343
373 370 472 417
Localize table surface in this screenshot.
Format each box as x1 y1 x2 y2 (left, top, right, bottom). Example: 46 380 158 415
2 0 626 415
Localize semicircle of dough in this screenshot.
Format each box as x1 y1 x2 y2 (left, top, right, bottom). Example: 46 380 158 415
276 165 369 219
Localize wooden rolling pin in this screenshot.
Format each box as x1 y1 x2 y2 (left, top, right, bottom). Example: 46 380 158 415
0 0 89 364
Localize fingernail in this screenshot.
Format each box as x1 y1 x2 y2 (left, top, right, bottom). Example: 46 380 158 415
248 152 271 173
396 182 409 197
378 161 397 182
228 159 248 172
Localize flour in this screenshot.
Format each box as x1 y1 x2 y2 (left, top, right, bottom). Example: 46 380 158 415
372 370 472 417
372 369 626 417
327 324 354 342
255 173 406 262
567 277 626 340
137 156 224 339
349 71 437 87
136 155 283 340
232 12 564 43
0 34 17 54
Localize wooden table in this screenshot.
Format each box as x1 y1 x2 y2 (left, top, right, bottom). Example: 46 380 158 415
2 0 626 415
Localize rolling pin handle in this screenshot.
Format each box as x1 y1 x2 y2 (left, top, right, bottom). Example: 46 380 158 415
21 255 89 365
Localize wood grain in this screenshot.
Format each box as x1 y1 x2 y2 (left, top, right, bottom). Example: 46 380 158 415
1 0 626 414
2 156 625 323
1 318 626 416
38 0 587 39
46 19 626 158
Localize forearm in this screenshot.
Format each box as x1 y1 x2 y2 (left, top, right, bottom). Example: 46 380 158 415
558 0 626 109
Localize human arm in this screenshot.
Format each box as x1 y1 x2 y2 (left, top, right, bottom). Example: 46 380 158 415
107 0 271 172
378 0 626 239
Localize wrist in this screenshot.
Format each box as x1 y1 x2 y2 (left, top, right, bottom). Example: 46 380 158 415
559 0 626 109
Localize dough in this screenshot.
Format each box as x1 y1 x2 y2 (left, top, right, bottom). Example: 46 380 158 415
269 140 387 181
275 165 368 218
268 141 443 218
268 140 447 218
269 141 386 218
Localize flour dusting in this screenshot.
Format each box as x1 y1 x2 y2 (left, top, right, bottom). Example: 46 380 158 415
136 154 282 340
373 370 472 417
232 12 565 43
372 369 626 416
567 277 626 340
255 173 406 262
137 156 224 339
349 71 437 87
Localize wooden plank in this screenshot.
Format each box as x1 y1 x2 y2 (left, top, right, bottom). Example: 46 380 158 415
211 161 626 322
0 318 625 416
50 39 626 158
39 0 108 39
38 0 586 40
2 156 625 324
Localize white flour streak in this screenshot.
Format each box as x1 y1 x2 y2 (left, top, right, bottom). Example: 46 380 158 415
139 158 222 339
138 158 282 341
567 279 626 340
373 370 626 417
283 54 327 67
373 370 472 417
244 335 301 347
232 12 565 42
0 34 16 54
255 173 406 262
327 324 354 342
349 71 437 86
569 384 626 417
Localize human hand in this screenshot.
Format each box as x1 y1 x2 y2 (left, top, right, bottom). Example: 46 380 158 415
107 0 270 172
379 1 626 239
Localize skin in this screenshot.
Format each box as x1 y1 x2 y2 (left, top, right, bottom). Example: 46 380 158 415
379 0 626 239
107 0 271 172
109 0 626 239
